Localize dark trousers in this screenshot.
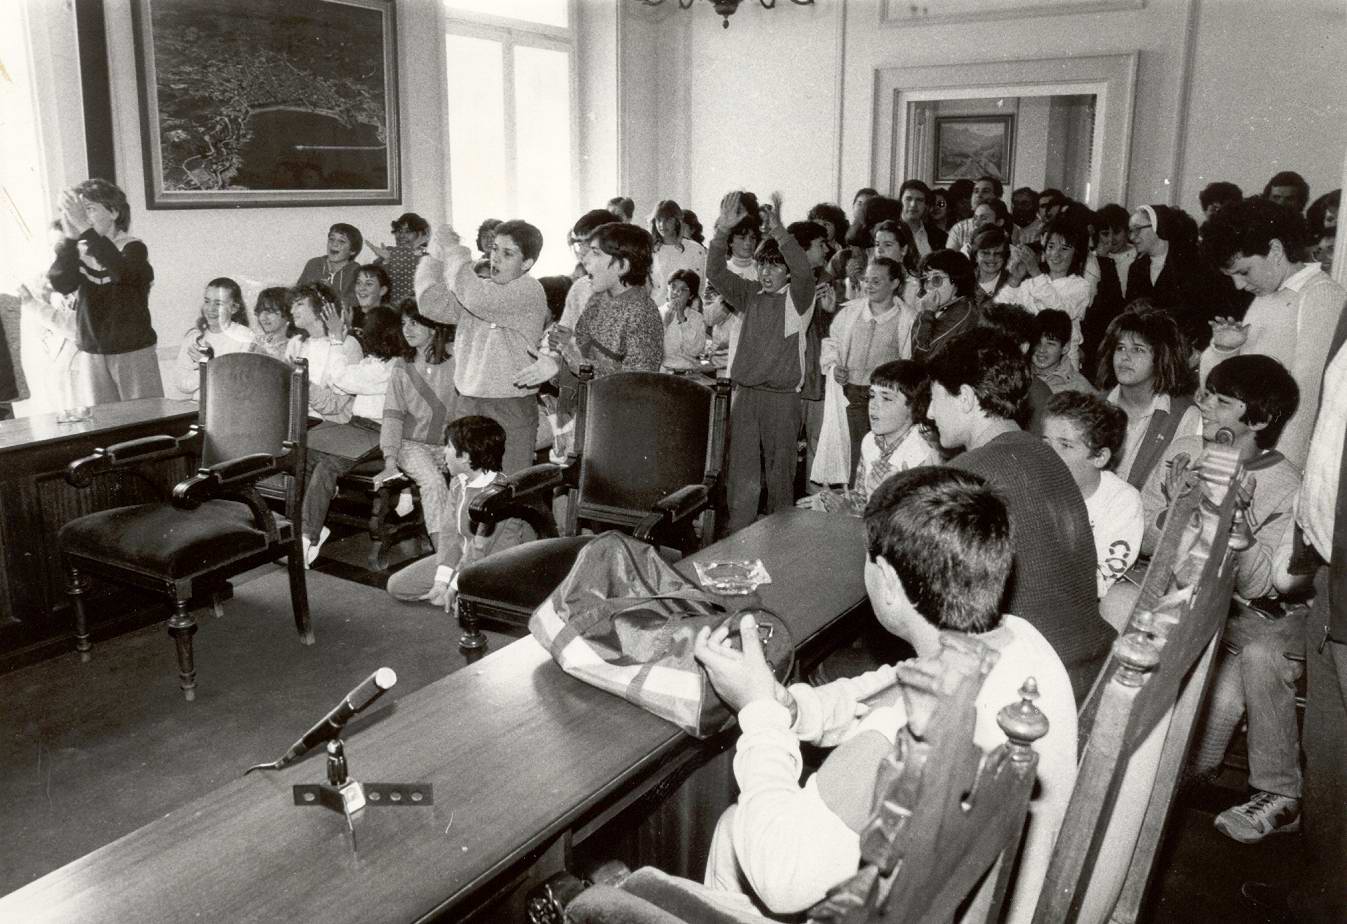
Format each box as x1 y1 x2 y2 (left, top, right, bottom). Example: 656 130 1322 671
843 383 869 488
726 386 801 534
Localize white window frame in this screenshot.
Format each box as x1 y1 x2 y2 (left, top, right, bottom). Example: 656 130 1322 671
439 1 581 231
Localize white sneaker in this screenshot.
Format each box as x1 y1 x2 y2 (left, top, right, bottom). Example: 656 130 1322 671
304 526 330 568
395 490 415 518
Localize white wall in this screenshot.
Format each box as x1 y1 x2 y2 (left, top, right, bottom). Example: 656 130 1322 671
650 0 1344 219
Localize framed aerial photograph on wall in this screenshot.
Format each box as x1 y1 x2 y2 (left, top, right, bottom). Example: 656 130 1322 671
131 0 400 209
933 115 1015 185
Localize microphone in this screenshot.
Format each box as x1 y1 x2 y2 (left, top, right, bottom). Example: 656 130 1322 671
246 668 397 774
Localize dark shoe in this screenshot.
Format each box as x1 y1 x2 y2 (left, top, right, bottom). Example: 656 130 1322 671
1240 880 1292 923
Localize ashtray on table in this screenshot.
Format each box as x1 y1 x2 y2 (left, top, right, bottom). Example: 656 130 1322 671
694 559 771 596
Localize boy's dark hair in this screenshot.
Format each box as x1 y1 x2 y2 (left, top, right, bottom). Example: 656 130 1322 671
918 248 977 299
397 297 454 365
948 178 974 204
493 219 544 263
392 212 429 235
787 220 827 250
872 359 930 423
807 202 849 244
926 329 1030 422
445 415 508 472
539 275 573 323
730 220 762 248
1012 185 1038 201
288 281 339 340
200 276 248 329
589 222 653 287
1199 182 1243 212
1044 390 1128 467
75 178 131 231
864 466 1012 634
571 209 615 244
360 305 412 361
754 237 785 266
1262 171 1310 211
853 187 879 204
1034 308 1073 345
979 302 1037 350
1095 203 1129 233
897 179 931 203
607 196 635 221
1039 188 1066 208
1094 306 1197 397
976 175 1004 199
1308 191 1341 237
1205 354 1300 449
869 256 903 284
1042 215 1090 276
356 263 391 300
1201 196 1311 267
668 268 702 297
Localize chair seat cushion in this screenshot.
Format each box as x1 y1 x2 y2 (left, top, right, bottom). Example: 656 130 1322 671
59 500 290 580
456 536 595 611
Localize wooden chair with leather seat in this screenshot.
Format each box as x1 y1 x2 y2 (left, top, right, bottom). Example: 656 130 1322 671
327 464 433 571
544 634 1050 924
454 366 731 650
1032 443 1243 923
58 353 311 701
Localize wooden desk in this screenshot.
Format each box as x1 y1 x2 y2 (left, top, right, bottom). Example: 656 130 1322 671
0 510 868 922
0 399 197 671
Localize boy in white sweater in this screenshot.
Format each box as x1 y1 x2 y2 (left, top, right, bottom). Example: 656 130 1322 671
694 466 1076 922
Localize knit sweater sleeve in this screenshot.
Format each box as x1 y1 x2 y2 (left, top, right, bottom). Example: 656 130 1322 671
47 239 83 295
621 299 665 372
1233 459 1302 601
776 226 815 315
80 232 153 288
379 361 409 459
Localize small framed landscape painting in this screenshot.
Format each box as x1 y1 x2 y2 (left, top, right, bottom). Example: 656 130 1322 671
131 0 400 209
934 115 1015 185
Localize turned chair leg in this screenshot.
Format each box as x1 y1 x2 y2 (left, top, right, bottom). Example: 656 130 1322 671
368 484 394 571
457 597 487 655
167 598 198 701
288 539 314 645
67 566 93 662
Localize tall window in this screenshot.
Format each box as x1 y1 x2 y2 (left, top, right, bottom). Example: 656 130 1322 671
0 1 52 292
443 1 575 276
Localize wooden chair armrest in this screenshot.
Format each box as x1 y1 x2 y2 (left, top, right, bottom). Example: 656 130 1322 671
469 462 571 531
65 433 196 487
173 453 277 509
633 484 710 545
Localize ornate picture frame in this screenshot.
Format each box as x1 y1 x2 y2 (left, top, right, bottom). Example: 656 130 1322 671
131 0 401 209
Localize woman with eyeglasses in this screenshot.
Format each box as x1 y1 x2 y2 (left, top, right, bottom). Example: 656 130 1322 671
999 215 1092 367
910 249 980 361
970 226 1014 308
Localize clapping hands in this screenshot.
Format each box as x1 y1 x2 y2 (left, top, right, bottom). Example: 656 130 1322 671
319 300 352 343
58 189 90 238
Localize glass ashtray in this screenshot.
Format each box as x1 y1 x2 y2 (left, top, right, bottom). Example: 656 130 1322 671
694 559 770 596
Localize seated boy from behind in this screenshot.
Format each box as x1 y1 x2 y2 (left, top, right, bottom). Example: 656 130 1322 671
798 359 940 514
386 415 537 612
694 466 1076 922
1041 390 1142 598
1032 308 1095 394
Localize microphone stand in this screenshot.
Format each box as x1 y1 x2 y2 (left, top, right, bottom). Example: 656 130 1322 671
245 669 433 854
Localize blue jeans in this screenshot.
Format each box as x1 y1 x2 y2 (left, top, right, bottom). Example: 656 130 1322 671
1192 603 1307 797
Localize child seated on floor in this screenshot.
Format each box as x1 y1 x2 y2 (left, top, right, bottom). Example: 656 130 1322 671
694 466 1077 922
798 359 940 514
1032 308 1095 394
386 415 536 611
1041 390 1142 598
1114 355 1307 846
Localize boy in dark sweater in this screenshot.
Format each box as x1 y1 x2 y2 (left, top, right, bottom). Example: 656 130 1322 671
707 192 816 534
927 328 1114 702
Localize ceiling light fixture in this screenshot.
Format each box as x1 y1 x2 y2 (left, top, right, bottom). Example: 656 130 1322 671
638 0 815 30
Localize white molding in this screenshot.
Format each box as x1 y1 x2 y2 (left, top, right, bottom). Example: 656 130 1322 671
872 52 1137 207
879 0 1145 28
1165 0 1200 207
831 0 848 205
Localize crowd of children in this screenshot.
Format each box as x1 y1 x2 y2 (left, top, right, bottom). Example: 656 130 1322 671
21 168 1347 920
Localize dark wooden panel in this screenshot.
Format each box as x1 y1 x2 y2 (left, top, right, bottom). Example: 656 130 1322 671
0 400 197 669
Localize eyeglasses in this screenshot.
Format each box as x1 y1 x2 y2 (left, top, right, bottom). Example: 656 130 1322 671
922 272 950 287
1127 223 1152 236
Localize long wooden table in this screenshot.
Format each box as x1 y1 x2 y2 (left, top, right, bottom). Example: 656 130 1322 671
0 399 197 671
0 510 868 922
